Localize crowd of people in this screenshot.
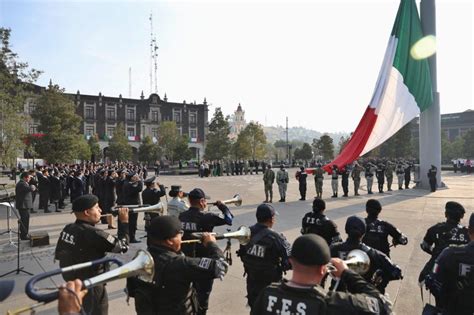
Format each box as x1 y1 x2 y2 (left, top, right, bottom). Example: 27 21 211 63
197 160 272 178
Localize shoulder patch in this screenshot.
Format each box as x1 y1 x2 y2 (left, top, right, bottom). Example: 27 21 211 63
365 296 380 314
198 257 212 269
106 234 116 244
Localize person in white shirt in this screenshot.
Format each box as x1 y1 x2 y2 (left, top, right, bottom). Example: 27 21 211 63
167 185 190 217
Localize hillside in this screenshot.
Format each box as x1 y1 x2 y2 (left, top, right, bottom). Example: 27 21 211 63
263 126 348 145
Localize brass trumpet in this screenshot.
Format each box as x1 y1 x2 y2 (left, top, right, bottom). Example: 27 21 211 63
181 226 251 245
100 202 165 217
210 194 242 207
327 249 370 275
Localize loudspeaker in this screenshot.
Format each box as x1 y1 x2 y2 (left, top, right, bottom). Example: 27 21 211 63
30 231 50 247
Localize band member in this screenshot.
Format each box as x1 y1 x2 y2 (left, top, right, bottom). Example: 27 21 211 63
38 168 51 213
179 188 234 315
330 216 403 293
54 194 129 315
301 198 342 246
426 212 474 315
167 185 189 217
15 172 36 240
362 199 408 257
122 172 143 243
103 170 118 229
251 234 393 314
237 204 291 308
263 164 275 203
276 165 289 202
141 176 166 231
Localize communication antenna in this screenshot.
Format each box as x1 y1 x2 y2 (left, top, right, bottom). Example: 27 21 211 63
149 13 154 94
153 37 159 94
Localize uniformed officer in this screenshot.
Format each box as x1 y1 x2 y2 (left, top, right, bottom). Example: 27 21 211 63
301 198 342 246
167 185 190 217
385 161 394 191
395 163 405 190
276 165 289 202
103 170 118 229
38 168 51 213
330 216 403 293
54 194 129 315
179 188 234 315
375 163 385 193
295 166 307 201
330 165 339 198
132 216 228 315
263 164 275 203
122 172 143 243
404 163 411 189
351 162 363 196
428 165 437 192
419 201 469 286
426 213 474 315
251 234 393 315
341 165 350 197
313 164 324 198
362 199 408 257
142 176 166 231
365 163 376 194
238 204 291 308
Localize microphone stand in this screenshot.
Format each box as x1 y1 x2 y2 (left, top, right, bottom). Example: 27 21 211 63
0 183 34 277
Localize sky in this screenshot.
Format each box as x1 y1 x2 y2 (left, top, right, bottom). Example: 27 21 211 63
1 0 472 133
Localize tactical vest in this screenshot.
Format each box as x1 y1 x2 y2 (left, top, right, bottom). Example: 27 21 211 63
363 219 390 255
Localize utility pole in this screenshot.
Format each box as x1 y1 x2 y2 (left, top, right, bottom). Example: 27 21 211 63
419 0 442 188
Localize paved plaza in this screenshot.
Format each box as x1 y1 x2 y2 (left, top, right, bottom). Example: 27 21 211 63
1 170 473 314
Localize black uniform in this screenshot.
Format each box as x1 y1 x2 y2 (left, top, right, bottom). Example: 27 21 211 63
38 172 51 212
122 179 143 242
426 241 474 315
141 184 166 230
404 164 411 189
341 168 350 197
301 212 342 246
330 239 402 293
238 223 291 307
251 271 391 315
70 176 85 202
362 217 408 257
134 243 227 315
375 166 385 193
54 220 129 315
179 204 233 314
428 166 437 192
296 169 308 200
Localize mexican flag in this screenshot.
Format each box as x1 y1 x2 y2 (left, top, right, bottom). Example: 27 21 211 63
324 0 433 172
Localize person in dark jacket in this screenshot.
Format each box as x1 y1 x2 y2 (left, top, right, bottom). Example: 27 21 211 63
49 171 62 212
27 169 38 213
295 166 307 201
122 172 143 243
103 170 118 229
70 170 85 202
15 172 36 240
141 176 166 232
38 168 51 213
301 198 342 246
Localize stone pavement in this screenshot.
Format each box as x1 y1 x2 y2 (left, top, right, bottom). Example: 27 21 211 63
0 170 473 314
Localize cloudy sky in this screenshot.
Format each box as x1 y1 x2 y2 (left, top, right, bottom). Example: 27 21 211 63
1 0 472 133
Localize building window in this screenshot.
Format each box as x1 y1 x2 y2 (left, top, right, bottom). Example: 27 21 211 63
189 112 197 124
190 128 197 140
127 127 135 137
85 105 95 119
85 124 95 136
151 110 159 122
173 110 181 124
106 106 116 120
126 108 135 121
29 103 37 115
29 125 38 134
106 126 115 138
151 127 158 138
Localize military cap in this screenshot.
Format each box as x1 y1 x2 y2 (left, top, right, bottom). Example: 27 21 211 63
188 188 210 200
169 185 187 197
291 234 331 266
256 203 278 221
148 216 183 240
345 215 366 236
72 194 99 212
144 176 156 184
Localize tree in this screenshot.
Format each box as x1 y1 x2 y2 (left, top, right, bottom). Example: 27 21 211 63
88 133 102 162
295 143 313 161
463 129 474 158
158 121 180 162
273 140 288 162
107 123 133 161
378 124 413 158
234 122 267 160
337 135 350 154
32 83 88 163
315 134 334 160
0 28 41 167
174 135 193 161
205 107 231 160
138 136 160 165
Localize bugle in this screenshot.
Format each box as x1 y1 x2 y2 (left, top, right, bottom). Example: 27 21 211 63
210 194 242 207
109 202 164 216
327 249 370 275
181 226 251 245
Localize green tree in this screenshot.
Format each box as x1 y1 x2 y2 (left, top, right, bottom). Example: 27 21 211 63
138 136 160 165
337 135 350 154
315 134 334 160
205 107 231 160
299 143 313 161
379 124 413 158
88 133 102 162
463 129 474 158
0 28 41 166
158 121 191 163
32 83 88 163
234 122 267 160
76 138 91 161
273 140 287 161
174 135 193 161
107 123 133 161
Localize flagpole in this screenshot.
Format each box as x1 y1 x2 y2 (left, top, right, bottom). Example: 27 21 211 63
419 0 442 189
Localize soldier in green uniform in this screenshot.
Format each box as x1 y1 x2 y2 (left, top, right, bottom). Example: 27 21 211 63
313 164 324 199
365 162 376 194
395 162 405 190
385 161 394 191
276 165 289 202
351 162 363 196
263 164 275 203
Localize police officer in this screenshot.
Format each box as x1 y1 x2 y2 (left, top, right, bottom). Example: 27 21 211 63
276 164 289 202
396 162 405 190
375 163 385 193
103 170 118 229
428 164 437 192
362 199 408 257
419 201 469 285
142 176 166 231
123 172 143 243
167 185 189 217
330 216 403 293
54 194 129 315
426 213 474 315
251 234 393 315
179 188 234 315
351 162 363 196
238 204 291 308
313 164 324 198
331 165 339 198
385 161 394 191
38 168 51 213
263 164 275 203
365 163 376 194
295 166 307 201
341 165 350 197
132 216 228 315
301 198 342 246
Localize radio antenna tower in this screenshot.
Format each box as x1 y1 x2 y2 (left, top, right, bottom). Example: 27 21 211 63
149 13 159 94
149 13 154 94
153 36 158 94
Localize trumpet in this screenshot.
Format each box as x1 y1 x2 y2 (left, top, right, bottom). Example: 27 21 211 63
209 194 242 207
101 202 164 217
181 226 251 245
327 249 370 275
